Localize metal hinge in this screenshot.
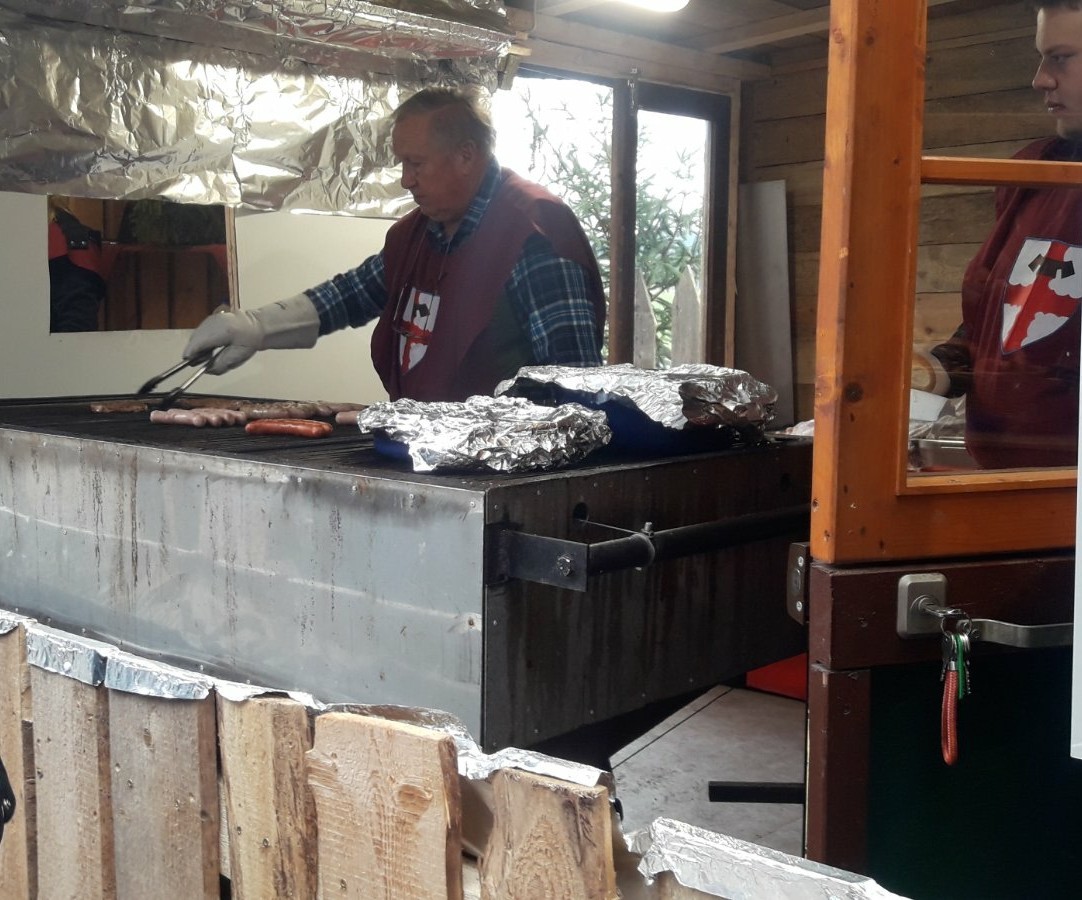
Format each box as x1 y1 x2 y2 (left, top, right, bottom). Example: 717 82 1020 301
786 542 810 625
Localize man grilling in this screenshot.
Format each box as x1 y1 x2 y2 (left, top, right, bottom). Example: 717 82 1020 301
183 86 606 402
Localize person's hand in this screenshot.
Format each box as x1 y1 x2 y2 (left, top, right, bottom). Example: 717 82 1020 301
911 346 950 395
183 309 260 373
183 294 321 375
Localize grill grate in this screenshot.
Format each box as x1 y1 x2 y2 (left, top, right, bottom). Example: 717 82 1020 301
0 394 385 472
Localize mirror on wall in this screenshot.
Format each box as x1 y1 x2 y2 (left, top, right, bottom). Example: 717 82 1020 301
48 196 234 333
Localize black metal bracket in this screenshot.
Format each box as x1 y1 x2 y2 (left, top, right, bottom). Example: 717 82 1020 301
787 541 811 625
491 504 810 591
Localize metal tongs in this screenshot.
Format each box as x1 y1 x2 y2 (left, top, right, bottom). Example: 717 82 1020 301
137 347 225 409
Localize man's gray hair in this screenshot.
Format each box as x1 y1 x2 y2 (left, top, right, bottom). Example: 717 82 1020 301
393 86 496 158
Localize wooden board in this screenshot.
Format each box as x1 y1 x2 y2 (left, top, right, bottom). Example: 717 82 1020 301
480 768 615 899
306 712 463 900
30 669 115 898
109 691 220 899
0 624 33 899
735 180 796 426
218 695 317 899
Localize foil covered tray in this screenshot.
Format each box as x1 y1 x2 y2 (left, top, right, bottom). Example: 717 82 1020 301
354 395 611 473
496 363 777 455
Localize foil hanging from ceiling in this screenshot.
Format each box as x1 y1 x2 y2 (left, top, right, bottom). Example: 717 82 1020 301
0 1 510 213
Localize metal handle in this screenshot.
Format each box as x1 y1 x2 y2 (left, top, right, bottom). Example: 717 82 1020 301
896 573 1073 648
969 618 1073 649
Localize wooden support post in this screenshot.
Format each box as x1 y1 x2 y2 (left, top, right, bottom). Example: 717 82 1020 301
306 712 463 900
804 663 871 872
109 691 220 899
480 768 616 900
218 695 317 899
0 623 34 899
31 668 115 898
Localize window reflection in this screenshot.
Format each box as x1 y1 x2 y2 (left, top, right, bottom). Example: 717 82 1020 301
909 2 1082 475
908 184 1082 473
48 196 231 333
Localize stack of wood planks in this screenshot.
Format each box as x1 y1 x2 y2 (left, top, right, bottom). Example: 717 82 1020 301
0 617 718 899
0 616 899 899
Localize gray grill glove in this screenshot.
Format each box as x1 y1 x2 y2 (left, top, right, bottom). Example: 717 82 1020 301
182 293 321 375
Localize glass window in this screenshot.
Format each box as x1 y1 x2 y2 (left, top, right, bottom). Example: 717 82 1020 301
493 73 726 368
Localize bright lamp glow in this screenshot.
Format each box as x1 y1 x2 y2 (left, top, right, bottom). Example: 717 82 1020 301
614 0 690 12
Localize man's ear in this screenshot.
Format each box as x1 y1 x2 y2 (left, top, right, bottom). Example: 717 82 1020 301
456 139 480 169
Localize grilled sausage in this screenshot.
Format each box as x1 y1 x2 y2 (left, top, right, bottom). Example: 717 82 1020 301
91 399 149 414
150 409 208 427
335 409 363 426
244 418 333 438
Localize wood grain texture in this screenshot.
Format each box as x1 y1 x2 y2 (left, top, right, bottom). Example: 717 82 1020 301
0 625 33 899
306 712 462 900
810 0 1076 563
218 695 317 899
480 768 615 900
482 444 811 751
31 669 115 899
110 691 220 899
804 662 871 872
656 871 717 899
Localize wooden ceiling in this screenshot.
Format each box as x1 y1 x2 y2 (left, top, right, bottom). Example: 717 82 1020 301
507 0 1025 91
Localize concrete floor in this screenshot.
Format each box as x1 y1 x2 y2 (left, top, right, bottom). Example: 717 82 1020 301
610 684 806 856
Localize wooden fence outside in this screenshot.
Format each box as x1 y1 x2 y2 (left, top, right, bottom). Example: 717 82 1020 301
633 268 703 370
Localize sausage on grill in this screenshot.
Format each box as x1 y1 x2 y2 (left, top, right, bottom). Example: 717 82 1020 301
244 418 334 438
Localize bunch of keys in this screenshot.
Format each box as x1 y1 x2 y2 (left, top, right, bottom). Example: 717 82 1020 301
940 625 972 766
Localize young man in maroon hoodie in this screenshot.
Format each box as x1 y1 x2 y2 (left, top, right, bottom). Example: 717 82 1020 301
922 1 1082 468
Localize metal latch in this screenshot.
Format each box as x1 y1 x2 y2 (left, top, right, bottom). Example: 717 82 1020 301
896 573 1073 648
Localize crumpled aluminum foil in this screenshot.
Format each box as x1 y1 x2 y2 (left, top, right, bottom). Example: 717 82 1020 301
11 603 607 791
0 3 504 212
497 363 778 432
356 394 612 472
0 609 32 636
629 817 910 899
0 1 511 67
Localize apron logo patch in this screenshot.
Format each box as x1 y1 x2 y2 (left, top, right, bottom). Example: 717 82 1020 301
1002 237 1082 353
397 287 441 373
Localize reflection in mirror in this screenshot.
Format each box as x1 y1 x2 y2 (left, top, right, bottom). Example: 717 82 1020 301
907 182 1082 474
907 2 1082 476
924 1 1047 162
48 196 232 333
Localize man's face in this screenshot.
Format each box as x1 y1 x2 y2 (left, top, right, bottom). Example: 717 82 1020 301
391 112 478 233
1034 6 1082 140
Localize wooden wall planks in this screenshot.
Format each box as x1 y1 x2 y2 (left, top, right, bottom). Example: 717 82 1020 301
742 1 1042 421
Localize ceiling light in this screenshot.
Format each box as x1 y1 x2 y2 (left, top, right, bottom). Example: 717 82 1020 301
614 0 690 12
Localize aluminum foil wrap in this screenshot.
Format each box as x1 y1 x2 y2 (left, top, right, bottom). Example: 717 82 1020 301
356 395 612 472
630 818 910 899
0 609 32 636
0 2 505 212
26 623 114 686
0 1 511 65
497 363 778 432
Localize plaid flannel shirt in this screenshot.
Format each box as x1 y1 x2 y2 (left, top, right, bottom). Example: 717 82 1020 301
306 158 603 366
